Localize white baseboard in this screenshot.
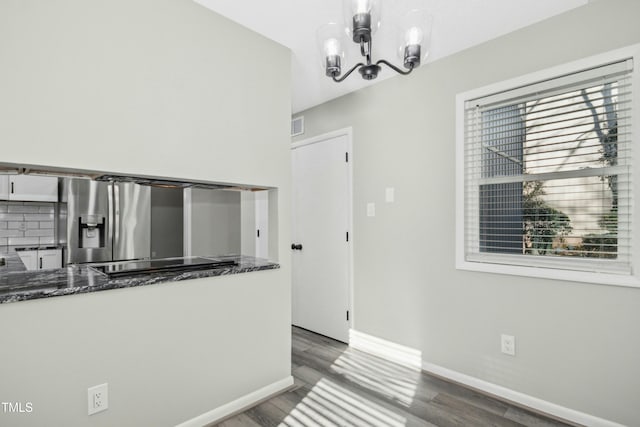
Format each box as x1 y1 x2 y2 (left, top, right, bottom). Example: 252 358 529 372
175 375 294 427
422 362 624 427
349 328 422 370
349 328 623 427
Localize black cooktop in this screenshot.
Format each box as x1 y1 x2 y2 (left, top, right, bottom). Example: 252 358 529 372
92 257 237 278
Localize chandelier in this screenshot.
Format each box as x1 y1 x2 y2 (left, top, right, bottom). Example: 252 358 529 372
318 0 432 82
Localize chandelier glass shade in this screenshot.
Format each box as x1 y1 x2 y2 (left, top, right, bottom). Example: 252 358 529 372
318 0 431 82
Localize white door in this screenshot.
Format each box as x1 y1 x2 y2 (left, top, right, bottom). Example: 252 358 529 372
292 131 351 343
255 191 269 259
240 191 257 257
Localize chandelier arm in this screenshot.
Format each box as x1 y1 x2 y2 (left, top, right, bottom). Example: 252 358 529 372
332 63 365 83
376 59 414 76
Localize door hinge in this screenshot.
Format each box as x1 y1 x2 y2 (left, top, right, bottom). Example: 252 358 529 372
345 152 349 163
346 231 349 242
346 310 349 321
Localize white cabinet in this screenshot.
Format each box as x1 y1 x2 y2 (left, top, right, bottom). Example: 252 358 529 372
17 249 62 271
17 250 38 270
0 175 8 200
7 175 58 202
38 249 62 270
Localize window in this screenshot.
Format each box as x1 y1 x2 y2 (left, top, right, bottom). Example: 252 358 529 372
456 46 640 286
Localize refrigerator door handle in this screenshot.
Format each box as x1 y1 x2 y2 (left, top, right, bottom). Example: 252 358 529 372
113 183 120 251
107 183 114 257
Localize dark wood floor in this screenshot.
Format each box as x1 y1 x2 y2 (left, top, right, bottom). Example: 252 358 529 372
217 326 576 427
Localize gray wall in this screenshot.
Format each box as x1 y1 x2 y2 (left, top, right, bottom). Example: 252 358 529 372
0 0 291 426
150 187 183 259
293 0 640 424
190 189 241 256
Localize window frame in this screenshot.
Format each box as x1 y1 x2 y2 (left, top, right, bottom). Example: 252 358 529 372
455 44 640 288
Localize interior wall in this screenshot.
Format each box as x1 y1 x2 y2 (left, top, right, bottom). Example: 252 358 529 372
150 186 184 259
0 0 291 426
292 0 640 424
190 189 241 256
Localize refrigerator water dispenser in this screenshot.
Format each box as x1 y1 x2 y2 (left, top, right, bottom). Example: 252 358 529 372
79 215 105 249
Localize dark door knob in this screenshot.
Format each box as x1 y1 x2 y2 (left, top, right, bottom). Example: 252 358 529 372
291 243 303 251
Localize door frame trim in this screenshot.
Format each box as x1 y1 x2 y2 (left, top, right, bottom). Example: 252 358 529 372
291 126 354 337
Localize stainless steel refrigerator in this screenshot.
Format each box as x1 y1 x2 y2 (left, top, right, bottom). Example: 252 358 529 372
65 178 150 264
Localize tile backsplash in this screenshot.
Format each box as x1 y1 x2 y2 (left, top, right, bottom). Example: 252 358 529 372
0 202 56 251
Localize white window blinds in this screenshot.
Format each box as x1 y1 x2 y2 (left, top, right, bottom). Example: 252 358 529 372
463 59 633 274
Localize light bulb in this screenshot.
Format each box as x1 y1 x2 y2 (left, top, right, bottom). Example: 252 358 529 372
397 8 431 68
343 0 380 38
405 27 423 46
324 38 340 56
354 0 371 14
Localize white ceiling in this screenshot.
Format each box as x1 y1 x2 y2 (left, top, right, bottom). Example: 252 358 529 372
194 0 588 113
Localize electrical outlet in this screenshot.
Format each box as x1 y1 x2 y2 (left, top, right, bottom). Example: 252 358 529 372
88 383 109 415
501 334 516 356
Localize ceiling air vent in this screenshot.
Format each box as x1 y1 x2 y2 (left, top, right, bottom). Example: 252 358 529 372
291 116 304 137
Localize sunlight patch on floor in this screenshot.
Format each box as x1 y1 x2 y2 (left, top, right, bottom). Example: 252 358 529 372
281 377 408 427
330 350 420 406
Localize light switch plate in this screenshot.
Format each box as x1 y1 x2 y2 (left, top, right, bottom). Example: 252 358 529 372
385 187 395 203
366 203 376 217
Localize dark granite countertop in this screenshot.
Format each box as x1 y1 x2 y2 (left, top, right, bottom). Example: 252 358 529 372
0 253 279 304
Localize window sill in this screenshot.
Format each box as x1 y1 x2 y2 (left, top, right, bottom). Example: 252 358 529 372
456 258 640 288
